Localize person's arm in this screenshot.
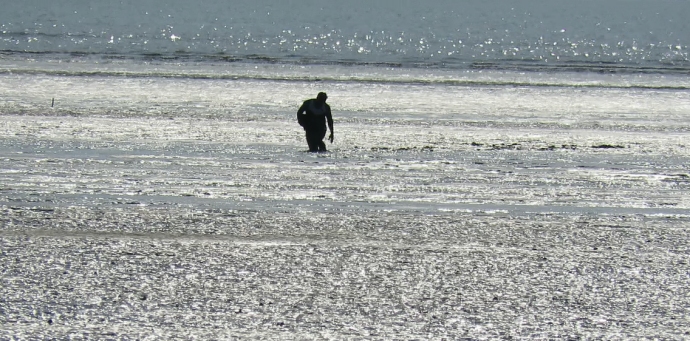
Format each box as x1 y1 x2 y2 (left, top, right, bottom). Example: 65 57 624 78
297 102 307 128
326 105 334 143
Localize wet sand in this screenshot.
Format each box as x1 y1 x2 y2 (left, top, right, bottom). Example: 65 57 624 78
1 108 689 339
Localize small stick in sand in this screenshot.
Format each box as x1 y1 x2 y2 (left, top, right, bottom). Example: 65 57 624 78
51 98 54 107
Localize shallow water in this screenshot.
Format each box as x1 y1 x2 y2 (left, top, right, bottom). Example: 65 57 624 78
3 0 689 70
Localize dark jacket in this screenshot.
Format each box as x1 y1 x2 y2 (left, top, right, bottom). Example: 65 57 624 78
297 99 333 132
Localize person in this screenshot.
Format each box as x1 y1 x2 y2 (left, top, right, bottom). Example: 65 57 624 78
297 92 334 152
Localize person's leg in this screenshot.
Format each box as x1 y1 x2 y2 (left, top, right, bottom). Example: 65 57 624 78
306 131 319 152
316 128 327 152
317 140 327 152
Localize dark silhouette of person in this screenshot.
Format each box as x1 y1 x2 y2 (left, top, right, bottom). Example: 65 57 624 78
297 92 334 152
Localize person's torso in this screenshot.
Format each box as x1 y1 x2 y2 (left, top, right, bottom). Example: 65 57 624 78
304 100 329 128
307 100 328 118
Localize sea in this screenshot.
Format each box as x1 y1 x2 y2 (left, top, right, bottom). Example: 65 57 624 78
1 0 689 339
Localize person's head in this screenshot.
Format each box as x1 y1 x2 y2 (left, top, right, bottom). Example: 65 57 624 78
316 92 328 103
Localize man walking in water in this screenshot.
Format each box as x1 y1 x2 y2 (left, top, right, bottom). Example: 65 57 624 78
297 92 334 152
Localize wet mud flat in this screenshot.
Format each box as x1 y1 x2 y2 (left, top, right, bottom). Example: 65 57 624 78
1 83 690 338
2 204 689 339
